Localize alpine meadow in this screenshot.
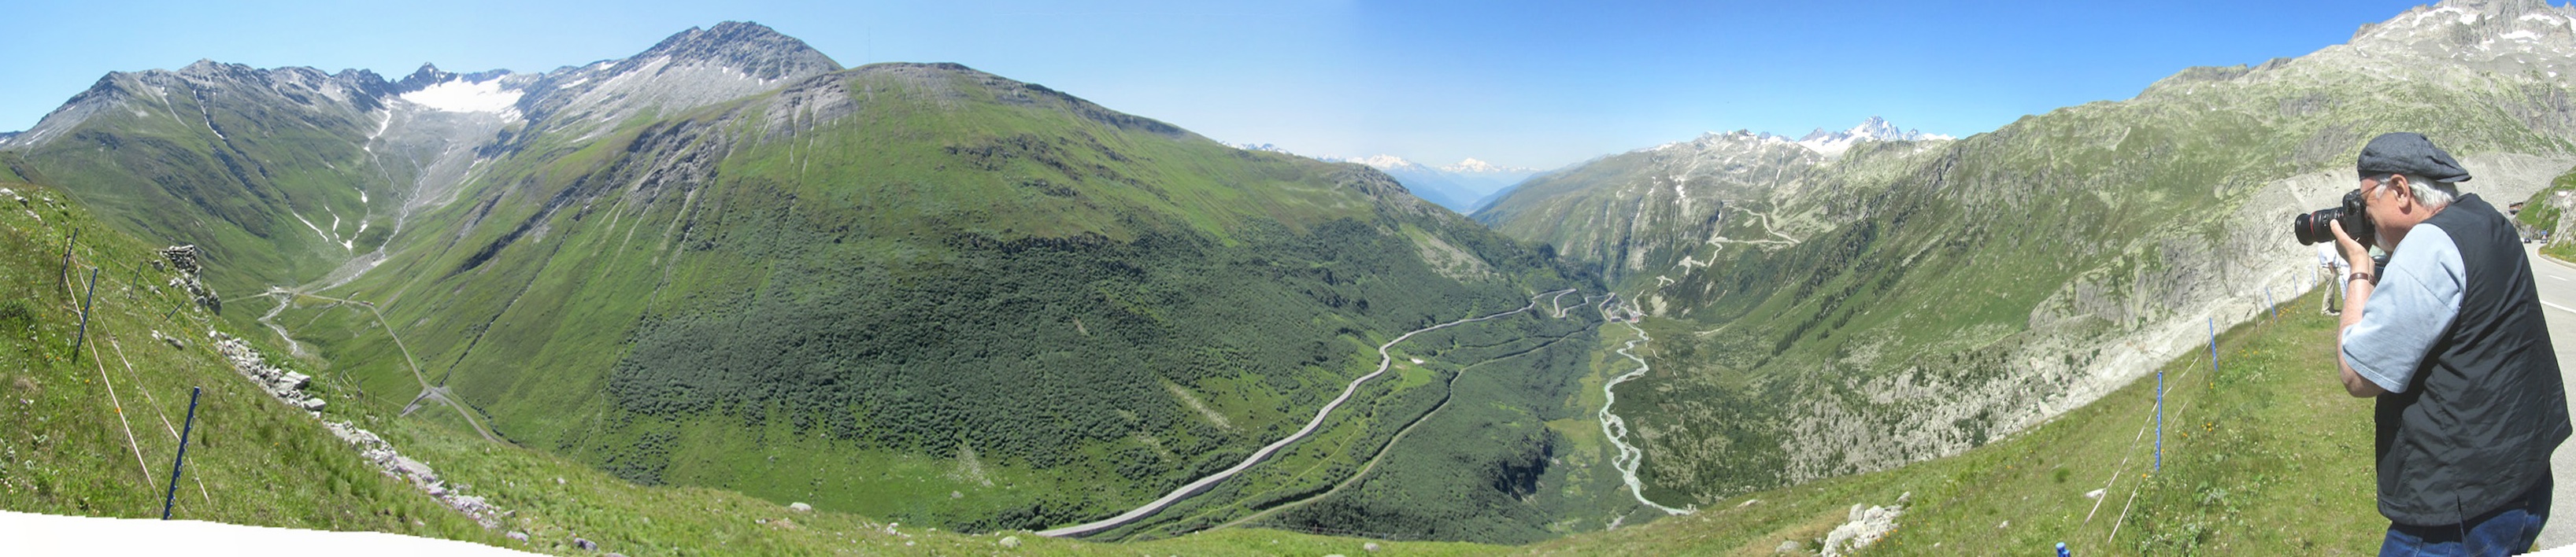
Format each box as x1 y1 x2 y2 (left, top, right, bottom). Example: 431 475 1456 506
9 1 2576 555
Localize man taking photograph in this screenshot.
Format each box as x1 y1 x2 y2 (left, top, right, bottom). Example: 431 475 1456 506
2332 132 2570 555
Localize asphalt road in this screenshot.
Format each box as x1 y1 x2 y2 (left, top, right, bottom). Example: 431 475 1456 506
1033 290 1574 538
2523 245 2576 550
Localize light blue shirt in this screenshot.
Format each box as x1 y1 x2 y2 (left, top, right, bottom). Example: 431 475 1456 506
2341 223 2467 393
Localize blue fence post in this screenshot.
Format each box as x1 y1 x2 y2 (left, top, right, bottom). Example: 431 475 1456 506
69 267 98 360
162 386 201 520
2267 287 2275 320
57 229 76 289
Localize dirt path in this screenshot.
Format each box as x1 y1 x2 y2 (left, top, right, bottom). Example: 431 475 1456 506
1036 289 1577 538
265 289 504 444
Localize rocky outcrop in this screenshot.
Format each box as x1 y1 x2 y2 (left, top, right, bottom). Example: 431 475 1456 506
1819 492 1908 557
324 421 505 529
159 245 217 314
210 330 513 531
209 332 318 412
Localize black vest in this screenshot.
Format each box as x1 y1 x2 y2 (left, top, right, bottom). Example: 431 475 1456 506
2374 194 2573 526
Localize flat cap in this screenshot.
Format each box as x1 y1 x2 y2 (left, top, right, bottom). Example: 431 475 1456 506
2357 132 2471 183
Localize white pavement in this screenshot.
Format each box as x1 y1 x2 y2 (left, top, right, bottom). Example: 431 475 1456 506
2530 245 2576 551
0 510 539 556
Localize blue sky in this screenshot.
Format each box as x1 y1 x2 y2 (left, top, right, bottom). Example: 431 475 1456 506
5 0 2445 169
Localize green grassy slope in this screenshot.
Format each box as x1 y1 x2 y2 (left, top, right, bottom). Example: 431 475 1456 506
1523 287 2384 555
0 179 500 541
246 62 1597 537
2 67 396 297
1473 2 2576 510
0 177 2415 555
0 178 1533 555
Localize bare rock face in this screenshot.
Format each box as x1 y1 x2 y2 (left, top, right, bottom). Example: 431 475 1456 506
1819 498 1904 557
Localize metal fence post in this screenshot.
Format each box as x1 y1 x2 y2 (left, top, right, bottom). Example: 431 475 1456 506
162 386 202 520
70 267 98 360
57 229 76 289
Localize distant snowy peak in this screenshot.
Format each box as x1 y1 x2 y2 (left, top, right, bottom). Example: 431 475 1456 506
1793 116 1951 157
399 78 524 115
1641 129 1799 153
2344 0 2576 61
394 65 524 116
1347 154 1431 172
1440 157 1537 174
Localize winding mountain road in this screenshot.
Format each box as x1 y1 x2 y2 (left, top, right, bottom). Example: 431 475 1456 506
1036 289 1577 538
263 288 505 444
2520 245 2576 550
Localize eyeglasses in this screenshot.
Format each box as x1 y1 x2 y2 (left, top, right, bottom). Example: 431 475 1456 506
2361 174 2399 200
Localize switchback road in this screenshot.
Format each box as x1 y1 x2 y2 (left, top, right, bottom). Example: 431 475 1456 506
1036 289 1577 538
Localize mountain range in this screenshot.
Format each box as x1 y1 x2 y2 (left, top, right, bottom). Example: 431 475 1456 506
1217 142 1544 212
0 20 1612 539
1335 154 1541 212
9 0 2576 553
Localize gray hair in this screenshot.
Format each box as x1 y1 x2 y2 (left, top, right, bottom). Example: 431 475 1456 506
2389 173 2458 208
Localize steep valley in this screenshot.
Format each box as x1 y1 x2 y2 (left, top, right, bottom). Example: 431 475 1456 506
0 21 1640 543
14 1 2576 553
1477 0 2576 508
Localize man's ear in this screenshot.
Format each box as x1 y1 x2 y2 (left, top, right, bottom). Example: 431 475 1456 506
2386 175 2415 210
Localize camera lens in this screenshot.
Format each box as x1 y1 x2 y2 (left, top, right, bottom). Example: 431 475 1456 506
2295 208 2344 245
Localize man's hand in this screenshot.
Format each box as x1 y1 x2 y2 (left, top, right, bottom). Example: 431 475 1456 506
2330 219 2371 270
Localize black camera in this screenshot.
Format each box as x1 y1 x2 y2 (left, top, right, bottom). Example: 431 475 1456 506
2294 189 2375 247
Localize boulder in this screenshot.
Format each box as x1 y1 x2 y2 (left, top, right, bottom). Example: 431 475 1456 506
999 536 1020 548
787 502 812 512
574 537 598 551
505 531 530 542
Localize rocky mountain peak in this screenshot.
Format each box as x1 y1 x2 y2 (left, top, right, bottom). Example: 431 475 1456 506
631 20 842 80
1794 116 1949 157
1347 154 1430 171
1442 158 1536 174
2349 0 2576 53
396 63 511 92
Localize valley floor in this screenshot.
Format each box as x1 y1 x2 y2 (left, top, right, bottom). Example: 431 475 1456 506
1530 286 2389 555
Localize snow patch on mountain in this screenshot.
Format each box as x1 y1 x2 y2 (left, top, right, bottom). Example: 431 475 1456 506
1347 154 1430 171
1793 116 1951 157
1442 157 1538 174
399 79 521 114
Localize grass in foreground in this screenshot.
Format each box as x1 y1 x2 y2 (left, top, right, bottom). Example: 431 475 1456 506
0 179 1517 555
0 175 2398 555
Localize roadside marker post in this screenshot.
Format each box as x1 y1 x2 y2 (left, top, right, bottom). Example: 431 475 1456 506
161 386 201 520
